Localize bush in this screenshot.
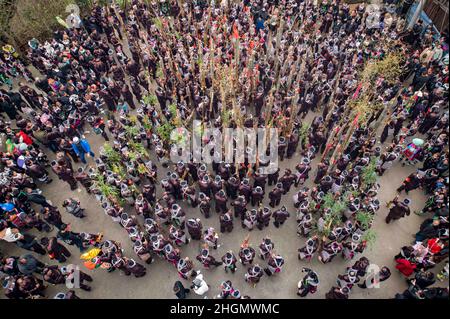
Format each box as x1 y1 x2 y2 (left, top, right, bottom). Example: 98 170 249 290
0 0 93 53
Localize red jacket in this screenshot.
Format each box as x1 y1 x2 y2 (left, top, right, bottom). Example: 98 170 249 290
427 238 442 255
395 258 417 277
18 131 33 145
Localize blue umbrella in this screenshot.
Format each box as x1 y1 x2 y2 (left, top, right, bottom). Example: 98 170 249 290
0 203 15 212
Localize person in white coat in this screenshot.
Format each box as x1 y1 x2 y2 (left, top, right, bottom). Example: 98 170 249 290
190 273 209 298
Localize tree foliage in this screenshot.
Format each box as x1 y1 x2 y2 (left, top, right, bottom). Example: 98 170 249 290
0 0 94 51
361 157 379 187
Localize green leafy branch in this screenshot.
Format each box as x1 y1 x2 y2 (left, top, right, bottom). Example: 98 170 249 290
362 229 377 249
142 94 158 107
102 143 121 164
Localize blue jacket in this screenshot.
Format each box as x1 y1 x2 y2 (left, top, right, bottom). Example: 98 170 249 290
72 139 92 155
256 18 265 32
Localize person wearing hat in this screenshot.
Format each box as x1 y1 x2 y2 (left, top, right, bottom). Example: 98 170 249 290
269 183 283 207
198 174 212 197
148 235 167 259
231 195 247 221
217 162 232 183
169 172 182 200
242 209 258 230
319 175 333 193
337 268 360 290
239 245 256 266
142 183 156 204
298 236 319 262
226 175 240 199
154 203 169 226
186 218 203 240
199 192 211 219
176 257 197 280
217 280 235 299
143 217 159 235
196 247 222 269
105 204 122 224
120 212 138 230
342 233 367 261
251 185 265 207
385 197 411 224
52 159 78 190
182 183 198 208
256 207 272 231
287 130 300 159
294 158 311 187
318 241 342 264
253 170 268 192
133 238 153 265
214 189 228 214
272 206 290 228
297 212 314 237
264 253 285 276
377 150 399 176
203 227 219 250
171 204 186 229
245 264 264 287
298 267 319 297
134 194 152 219
123 257 146 278
160 179 175 199
74 166 93 193
238 178 252 202
314 161 328 184
293 187 310 209
211 175 224 196
71 136 95 164
258 237 275 260
279 169 296 194
221 250 238 273
219 210 234 233
169 225 189 246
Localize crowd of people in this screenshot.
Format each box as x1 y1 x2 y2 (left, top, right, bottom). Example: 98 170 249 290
0 0 448 299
